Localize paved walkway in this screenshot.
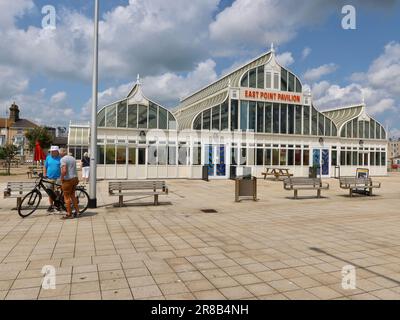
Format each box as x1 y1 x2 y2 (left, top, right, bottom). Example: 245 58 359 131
1 171 400 300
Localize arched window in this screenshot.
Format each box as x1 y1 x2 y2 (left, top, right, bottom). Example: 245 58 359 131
98 100 177 130
340 119 386 140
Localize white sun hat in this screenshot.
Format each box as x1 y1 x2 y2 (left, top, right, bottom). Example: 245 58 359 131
50 146 60 152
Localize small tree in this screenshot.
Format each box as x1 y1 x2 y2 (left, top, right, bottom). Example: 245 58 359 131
25 126 54 151
0 144 18 175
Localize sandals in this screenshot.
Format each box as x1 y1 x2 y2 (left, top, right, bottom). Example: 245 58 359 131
61 215 74 220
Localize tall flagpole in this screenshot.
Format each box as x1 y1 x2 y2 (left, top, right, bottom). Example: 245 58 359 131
88 0 99 208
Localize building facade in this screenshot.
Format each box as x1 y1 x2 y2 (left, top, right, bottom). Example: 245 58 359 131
68 48 388 180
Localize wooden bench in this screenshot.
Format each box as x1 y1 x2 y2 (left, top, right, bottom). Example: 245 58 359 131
339 177 381 197
3 182 37 208
283 177 329 199
109 181 169 207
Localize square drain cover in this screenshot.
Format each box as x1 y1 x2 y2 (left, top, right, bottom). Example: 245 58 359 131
201 209 218 213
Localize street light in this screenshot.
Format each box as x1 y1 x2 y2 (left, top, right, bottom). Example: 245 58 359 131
88 0 99 208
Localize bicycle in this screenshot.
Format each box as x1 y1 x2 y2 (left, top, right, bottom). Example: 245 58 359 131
18 174 90 218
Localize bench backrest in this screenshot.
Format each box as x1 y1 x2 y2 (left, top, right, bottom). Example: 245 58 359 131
109 181 167 192
4 182 36 197
284 177 322 186
340 177 371 185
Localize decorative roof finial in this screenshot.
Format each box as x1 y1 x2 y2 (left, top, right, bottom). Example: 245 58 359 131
136 74 141 85
362 93 365 105
270 42 275 53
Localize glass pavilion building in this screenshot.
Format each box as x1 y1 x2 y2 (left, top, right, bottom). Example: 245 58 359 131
68 48 388 180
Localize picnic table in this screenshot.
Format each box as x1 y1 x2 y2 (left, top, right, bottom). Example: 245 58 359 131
262 167 293 181
27 166 44 179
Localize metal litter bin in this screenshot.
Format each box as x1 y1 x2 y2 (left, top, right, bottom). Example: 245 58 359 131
235 176 257 202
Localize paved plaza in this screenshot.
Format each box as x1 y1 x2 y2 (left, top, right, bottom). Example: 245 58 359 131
1 171 400 300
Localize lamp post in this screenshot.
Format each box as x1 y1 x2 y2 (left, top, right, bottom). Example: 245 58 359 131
88 0 99 208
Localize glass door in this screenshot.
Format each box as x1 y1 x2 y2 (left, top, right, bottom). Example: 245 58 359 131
205 144 227 178
313 148 330 177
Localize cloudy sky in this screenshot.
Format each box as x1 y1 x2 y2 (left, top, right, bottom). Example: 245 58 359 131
1 0 400 136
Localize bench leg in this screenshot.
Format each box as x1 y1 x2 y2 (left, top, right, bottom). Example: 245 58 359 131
118 195 124 207
154 194 159 206
349 189 352 197
294 190 298 199
317 189 321 198
17 197 22 209
369 188 373 196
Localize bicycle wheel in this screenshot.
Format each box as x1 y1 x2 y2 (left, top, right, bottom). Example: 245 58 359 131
18 190 42 218
74 188 90 214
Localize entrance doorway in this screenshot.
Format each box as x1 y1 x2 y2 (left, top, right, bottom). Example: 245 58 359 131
312 149 330 177
205 144 227 178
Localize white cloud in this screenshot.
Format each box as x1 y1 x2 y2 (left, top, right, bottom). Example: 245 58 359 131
0 66 29 99
303 63 338 82
50 91 67 104
301 47 311 60
276 52 294 67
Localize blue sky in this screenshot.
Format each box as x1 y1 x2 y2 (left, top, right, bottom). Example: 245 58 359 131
1 0 400 136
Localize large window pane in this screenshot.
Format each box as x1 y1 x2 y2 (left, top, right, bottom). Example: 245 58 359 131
117 101 127 128
105 105 116 127
288 73 295 92
273 104 280 134
168 113 177 130
128 148 136 164
288 105 294 134
106 146 115 165
311 107 318 135
241 72 249 87
149 103 158 129
203 109 210 130
295 78 302 93
168 146 177 165
266 72 272 89
249 69 256 88
116 146 126 165
272 149 279 165
221 101 229 130
318 114 324 135
303 150 310 166
231 100 238 131
98 109 105 127
281 68 287 91
331 150 337 166
280 104 287 134
325 119 331 136
265 103 272 133
212 106 220 130
295 105 302 135
178 145 188 165
128 104 138 128
257 66 264 89
295 149 301 165
158 146 167 165
288 149 294 165
358 121 364 139
240 101 248 131
280 149 287 165
148 145 157 165
256 149 263 165
249 101 256 131
193 113 201 130
138 105 148 128
303 106 310 135
193 146 201 165
158 108 167 129
274 73 279 90
138 148 146 165
364 121 370 139
97 145 105 164
264 149 272 166
247 148 255 166
257 102 264 133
